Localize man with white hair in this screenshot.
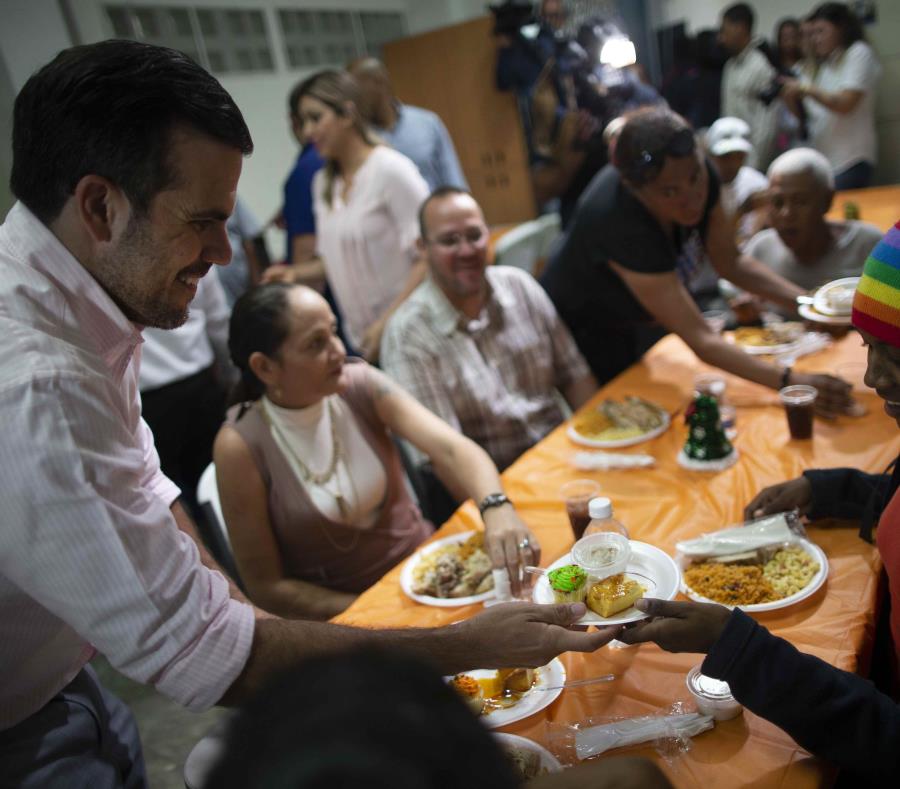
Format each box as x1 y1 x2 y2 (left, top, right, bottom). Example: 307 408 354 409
745 147 881 291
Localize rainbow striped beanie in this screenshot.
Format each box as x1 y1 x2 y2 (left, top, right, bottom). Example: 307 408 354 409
852 220 900 347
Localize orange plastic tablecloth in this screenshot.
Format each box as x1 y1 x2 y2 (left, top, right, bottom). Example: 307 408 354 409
827 184 900 232
335 333 898 788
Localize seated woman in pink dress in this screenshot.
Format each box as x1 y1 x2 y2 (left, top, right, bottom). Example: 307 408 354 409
213 283 538 620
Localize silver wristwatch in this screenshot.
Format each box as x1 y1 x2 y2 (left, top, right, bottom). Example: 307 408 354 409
478 492 511 516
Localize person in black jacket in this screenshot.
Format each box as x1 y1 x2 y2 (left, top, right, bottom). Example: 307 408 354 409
620 220 900 785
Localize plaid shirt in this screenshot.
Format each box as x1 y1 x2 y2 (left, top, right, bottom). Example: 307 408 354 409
381 266 590 470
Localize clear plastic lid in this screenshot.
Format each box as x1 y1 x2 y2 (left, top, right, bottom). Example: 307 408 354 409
588 497 612 519
687 666 734 700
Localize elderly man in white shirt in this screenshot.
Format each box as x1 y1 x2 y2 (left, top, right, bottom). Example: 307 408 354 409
718 3 779 170
745 148 882 294
0 40 619 787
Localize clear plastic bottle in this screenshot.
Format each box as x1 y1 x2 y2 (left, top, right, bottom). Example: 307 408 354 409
584 497 635 650
583 497 629 539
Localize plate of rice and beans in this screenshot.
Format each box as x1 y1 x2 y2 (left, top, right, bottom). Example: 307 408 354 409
681 540 828 612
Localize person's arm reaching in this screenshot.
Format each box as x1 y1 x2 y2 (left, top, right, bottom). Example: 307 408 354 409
608 262 851 414
620 600 900 785
745 468 890 522
705 202 804 313
212 425 357 620
368 367 540 594
222 600 623 706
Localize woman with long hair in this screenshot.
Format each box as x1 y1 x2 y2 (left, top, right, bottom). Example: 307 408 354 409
293 69 430 360
213 283 538 619
781 2 881 189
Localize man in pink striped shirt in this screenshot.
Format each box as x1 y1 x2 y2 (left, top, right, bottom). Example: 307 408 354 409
0 41 620 787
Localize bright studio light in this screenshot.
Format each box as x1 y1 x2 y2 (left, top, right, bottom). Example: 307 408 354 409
599 37 636 68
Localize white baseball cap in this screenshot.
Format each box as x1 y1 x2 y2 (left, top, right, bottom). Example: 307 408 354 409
706 117 753 156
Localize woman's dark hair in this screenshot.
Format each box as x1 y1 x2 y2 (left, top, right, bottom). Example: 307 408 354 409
808 3 865 47
228 283 296 408
204 646 520 789
613 108 697 187
776 17 800 41
11 39 252 224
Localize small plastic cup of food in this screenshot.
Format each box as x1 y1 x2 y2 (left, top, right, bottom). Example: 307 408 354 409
571 532 630 583
686 666 743 720
702 310 727 334
694 373 726 400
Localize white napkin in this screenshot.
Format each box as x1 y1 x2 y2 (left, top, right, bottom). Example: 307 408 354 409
485 568 512 604
572 451 655 471
676 512 796 558
575 712 714 759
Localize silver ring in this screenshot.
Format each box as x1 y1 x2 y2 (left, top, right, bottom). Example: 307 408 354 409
518 538 531 550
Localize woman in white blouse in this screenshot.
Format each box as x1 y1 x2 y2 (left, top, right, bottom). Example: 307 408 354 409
213 283 538 620
781 2 881 190
293 69 430 360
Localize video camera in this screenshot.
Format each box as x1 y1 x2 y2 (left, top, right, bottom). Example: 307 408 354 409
489 2 638 125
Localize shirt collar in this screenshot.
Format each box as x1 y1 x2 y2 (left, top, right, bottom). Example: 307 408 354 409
734 39 760 62
421 267 513 337
1 202 143 379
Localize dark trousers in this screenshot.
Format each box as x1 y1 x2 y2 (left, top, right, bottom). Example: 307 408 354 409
0 666 147 788
834 161 874 191
140 365 227 516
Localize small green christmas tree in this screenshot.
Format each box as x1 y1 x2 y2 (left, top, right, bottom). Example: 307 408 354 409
683 393 733 461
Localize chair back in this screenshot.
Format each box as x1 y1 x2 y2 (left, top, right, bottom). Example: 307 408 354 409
493 213 561 277
196 463 242 585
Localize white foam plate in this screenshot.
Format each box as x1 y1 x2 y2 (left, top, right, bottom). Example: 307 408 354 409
799 303 852 326
493 732 563 774
681 538 828 612
532 542 681 625
567 408 671 449
448 658 566 729
813 277 859 317
729 332 809 356
400 531 494 607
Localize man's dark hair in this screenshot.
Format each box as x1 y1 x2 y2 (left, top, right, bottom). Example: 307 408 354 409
418 185 474 239
722 3 755 32
205 646 520 789
808 2 865 47
11 39 253 224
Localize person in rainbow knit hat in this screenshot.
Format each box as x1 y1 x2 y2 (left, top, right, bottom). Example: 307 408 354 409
613 221 900 784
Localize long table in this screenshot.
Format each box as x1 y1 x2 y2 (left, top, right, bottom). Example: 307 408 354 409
826 184 900 232
335 333 898 787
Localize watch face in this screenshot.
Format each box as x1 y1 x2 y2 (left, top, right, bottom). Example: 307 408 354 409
480 493 509 513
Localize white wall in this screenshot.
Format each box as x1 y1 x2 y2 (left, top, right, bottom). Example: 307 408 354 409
648 0 900 185
407 0 487 35
0 0 467 240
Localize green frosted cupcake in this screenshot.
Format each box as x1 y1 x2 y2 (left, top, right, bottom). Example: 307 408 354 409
547 564 588 603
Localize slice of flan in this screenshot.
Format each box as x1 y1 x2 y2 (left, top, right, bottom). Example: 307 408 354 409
586 573 643 618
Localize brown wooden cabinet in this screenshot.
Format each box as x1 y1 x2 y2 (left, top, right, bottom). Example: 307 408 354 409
383 16 537 225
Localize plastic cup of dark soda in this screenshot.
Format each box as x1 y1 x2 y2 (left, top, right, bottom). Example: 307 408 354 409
779 385 817 440
560 480 601 540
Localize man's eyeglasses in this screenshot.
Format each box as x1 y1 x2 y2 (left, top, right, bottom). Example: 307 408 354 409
427 228 487 250
624 127 696 186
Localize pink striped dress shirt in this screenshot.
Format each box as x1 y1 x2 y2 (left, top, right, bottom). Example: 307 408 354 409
0 203 255 730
